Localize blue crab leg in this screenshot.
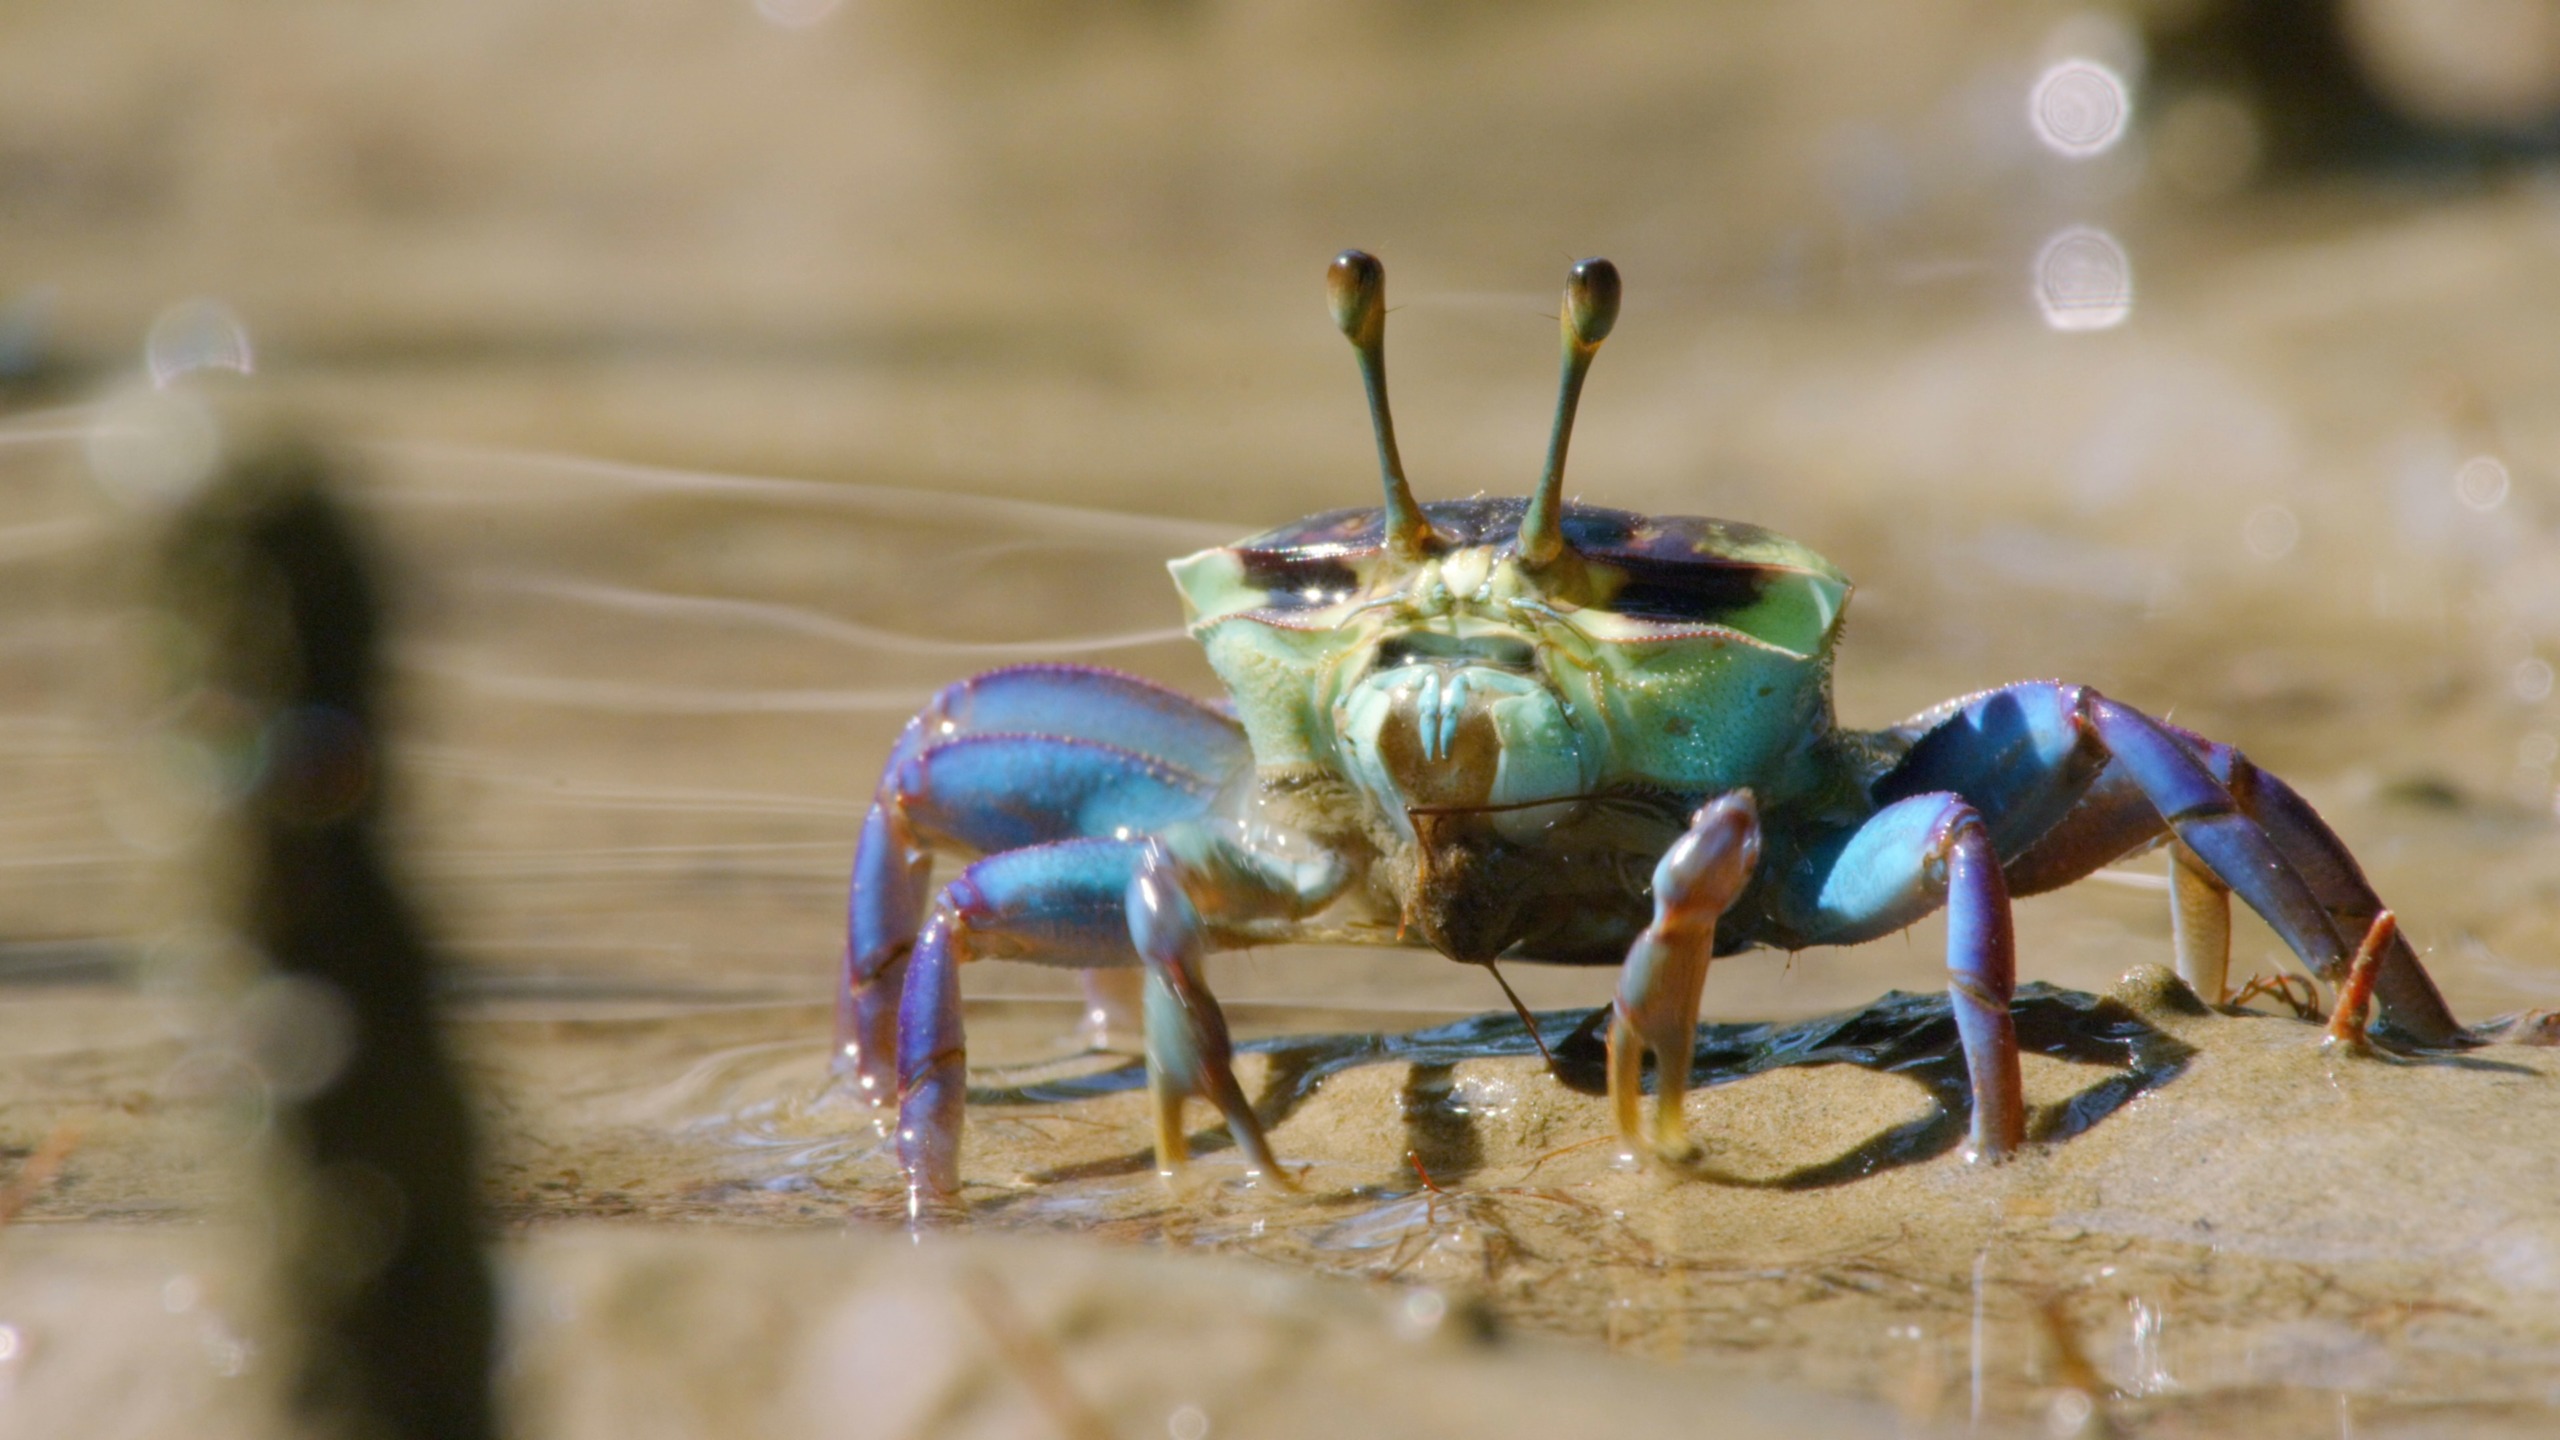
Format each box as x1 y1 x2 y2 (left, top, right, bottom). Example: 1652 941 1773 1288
894 826 1348 1207
1878 682 2462 1044
897 839 1148 1208
841 799 929 1106
876 663 1248 783
2169 724 2461 1041
1994 760 2250 1003
1785 794 2026 1159
1607 793 1761 1159
840 665 1247 1104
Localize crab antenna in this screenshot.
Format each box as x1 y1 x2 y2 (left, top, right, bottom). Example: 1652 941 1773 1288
1519 257 1621 567
1327 250 1434 556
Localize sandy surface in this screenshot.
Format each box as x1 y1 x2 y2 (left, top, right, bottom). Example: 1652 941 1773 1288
6 966 2560 1435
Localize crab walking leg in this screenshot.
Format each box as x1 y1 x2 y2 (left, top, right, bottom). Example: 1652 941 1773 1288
2090 696 2468 1034
895 839 1149 1206
839 665 1248 1099
891 825 1346 1205
2171 726 2463 1043
1606 794 1761 1158
841 799 929 1103
844 733 1212 1100
2166 841 2234 1002
1876 682 2463 1043
875 663 1250 785
1789 794 2026 1158
1126 843 1288 1184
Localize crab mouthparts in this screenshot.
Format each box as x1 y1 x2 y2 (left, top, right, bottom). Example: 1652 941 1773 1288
1403 808 1537 962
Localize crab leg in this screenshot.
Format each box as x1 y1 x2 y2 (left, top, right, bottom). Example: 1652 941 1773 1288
1785 794 2027 1159
840 665 1248 1102
898 839 1149 1208
2165 840 2234 1002
1127 841 1288 1184
2170 726 2460 1040
1875 682 2463 1045
1607 793 1760 1159
891 822 1348 1208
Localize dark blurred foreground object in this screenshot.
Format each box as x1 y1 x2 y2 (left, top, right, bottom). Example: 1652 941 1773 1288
157 432 496 1440
2149 0 2560 171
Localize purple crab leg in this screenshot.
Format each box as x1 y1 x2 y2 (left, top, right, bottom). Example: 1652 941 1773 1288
2170 726 2461 1041
1874 682 2463 1045
876 663 1249 784
1786 794 2025 1159
894 827 1345 1206
838 665 1247 1101
1607 793 1760 1159
885 733 1228 855
840 799 928 1105
897 838 1148 1208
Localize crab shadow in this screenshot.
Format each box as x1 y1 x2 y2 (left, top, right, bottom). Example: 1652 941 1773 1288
983 982 2194 1192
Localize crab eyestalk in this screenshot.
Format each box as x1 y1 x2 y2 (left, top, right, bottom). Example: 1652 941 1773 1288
1518 257 1621 568
1328 249 1435 558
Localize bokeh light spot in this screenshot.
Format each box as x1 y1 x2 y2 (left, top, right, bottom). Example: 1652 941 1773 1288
2033 227 2134 332
87 382 221 511
2456 454 2512 511
2243 504 2299 560
145 299 254 389
2515 658 2555 703
2029 60 2130 157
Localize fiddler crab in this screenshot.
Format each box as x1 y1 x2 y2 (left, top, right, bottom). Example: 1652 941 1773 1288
839 250 2467 1212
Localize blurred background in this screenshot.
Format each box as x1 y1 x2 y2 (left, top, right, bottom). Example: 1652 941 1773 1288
8 0 2560 1014
8 0 2560 1428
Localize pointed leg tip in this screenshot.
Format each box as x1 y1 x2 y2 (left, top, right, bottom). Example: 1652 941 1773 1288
1963 1125 2029 1166
1248 1163 1303 1195
903 1177 967 1226
1647 1137 1702 1169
